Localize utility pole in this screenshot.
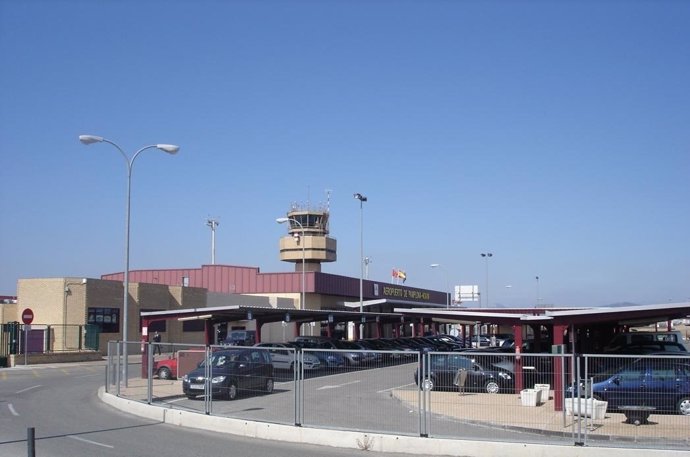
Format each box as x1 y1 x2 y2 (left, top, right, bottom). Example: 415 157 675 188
206 218 220 264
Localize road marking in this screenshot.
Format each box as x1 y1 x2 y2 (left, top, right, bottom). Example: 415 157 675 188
317 380 361 390
68 435 114 449
75 374 101 379
16 385 42 394
377 383 414 393
8 404 19 416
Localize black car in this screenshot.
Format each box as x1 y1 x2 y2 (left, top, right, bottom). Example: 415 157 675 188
414 353 514 394
182 348 274 400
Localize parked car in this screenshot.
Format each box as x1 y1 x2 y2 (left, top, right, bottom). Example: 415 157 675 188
291 340 346 369
153 355 178 380
253 342 321 370
414 353 514 394
569 358 690 415
316 339 365 366
589 342 689 376
603 341 688 355
152 349 206 380
466 335 491 348
603 331 685 352
222 330 256 346
182 348 274 400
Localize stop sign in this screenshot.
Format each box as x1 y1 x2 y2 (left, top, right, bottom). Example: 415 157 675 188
22 308 34 325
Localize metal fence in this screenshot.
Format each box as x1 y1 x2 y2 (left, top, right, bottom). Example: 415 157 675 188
1 323 100 358
105 342 690 451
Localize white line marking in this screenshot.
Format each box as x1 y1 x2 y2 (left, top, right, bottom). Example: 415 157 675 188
377 383 415 393
68 435 114 449
317 380 361 390
8 404 19 416
16 385 42 394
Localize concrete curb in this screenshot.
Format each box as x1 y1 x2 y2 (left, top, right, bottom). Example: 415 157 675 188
98 388 689 457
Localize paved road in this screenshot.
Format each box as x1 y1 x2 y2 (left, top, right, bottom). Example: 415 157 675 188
0 361 451 457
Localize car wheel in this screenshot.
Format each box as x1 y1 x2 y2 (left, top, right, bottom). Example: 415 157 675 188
157 367 172 380
227 381 238 400
420 377 435 391
484 380 500 394
264 378 274 393
677 397 690 415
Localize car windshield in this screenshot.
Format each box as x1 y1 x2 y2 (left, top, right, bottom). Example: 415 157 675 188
199 352 243 368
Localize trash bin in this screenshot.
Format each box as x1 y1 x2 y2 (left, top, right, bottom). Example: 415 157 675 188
520 388 541 406
453 368 468 394
534 383 550 401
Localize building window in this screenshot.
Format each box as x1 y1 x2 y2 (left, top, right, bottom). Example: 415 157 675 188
140 309 167 333
182 320 205 332
87 307 120 333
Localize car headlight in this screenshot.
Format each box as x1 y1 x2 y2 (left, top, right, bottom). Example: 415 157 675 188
181 375 188 382
498 372 512 380
211 376 226 384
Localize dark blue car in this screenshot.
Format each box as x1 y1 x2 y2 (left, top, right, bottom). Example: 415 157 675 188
182 348 274 400
585 358 690 415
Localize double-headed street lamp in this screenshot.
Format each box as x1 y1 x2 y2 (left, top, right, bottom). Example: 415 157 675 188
480 252 493 308
353 193 367 338
79 135 179 384
430 263 450 308
276 217 306 310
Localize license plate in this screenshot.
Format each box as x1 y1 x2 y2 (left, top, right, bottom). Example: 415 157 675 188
190 384 205 390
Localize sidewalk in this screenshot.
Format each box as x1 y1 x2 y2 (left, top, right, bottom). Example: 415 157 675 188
118 378 689 443
392 389 690 442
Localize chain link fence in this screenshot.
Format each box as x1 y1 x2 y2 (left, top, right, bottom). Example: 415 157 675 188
105 341 690 451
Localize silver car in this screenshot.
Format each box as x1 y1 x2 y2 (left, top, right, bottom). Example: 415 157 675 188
254 342 321 371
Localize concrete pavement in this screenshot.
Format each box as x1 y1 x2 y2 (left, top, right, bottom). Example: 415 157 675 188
100 378 690 457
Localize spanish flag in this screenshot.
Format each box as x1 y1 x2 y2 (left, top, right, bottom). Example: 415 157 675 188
397 270 407 283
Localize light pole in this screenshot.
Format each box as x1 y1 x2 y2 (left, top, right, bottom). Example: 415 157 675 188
480 252 493 308
276 217 306 310
364 257 372 279
206 218 219 264
430 263 450 308
535 275 540 307
79 135 179 385
353 192 367 338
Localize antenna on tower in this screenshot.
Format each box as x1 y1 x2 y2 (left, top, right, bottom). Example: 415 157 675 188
325 189 332 213
206 217 220 264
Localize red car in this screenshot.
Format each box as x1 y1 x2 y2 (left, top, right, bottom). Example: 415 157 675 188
153 350 205 380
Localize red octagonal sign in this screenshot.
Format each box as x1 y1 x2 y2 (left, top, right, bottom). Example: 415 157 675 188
22 308 34 325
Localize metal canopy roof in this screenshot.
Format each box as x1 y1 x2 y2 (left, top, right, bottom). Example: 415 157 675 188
397 302 690 327
140 302 690 330
140 305 404 326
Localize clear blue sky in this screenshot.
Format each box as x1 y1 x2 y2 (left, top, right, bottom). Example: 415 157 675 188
1 0 688 308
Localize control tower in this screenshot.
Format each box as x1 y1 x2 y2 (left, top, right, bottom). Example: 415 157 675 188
278 202 337 272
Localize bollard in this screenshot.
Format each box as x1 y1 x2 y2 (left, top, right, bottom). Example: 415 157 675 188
27 427 35 457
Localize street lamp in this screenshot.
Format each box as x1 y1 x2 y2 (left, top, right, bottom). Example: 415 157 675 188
353 192 367 338
276 217 306 310
480 252 493 308
429 264 450 308
206 218 220 264
79 135 179 385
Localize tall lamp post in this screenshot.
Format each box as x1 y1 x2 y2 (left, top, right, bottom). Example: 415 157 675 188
480 252 493 308
276 217 306 310
206 218 219 264
79 135 179 385
429 264 450 308
353 193 367 338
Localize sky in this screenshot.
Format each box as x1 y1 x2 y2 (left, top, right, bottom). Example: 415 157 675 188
1 0 688 308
